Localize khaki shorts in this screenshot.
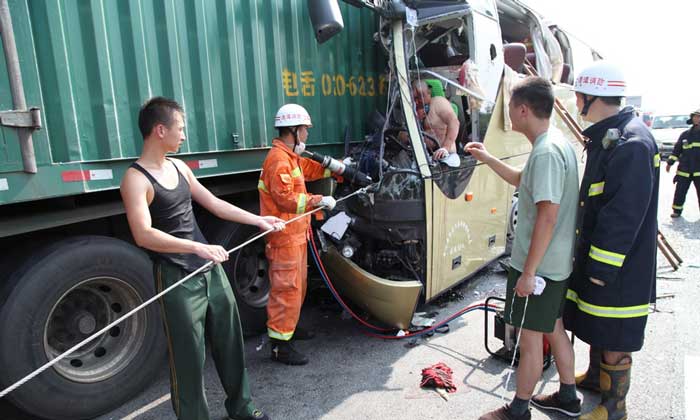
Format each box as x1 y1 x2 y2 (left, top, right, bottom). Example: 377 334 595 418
504 266 569 333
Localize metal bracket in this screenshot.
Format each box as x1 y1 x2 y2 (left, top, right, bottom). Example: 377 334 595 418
0 107 41 129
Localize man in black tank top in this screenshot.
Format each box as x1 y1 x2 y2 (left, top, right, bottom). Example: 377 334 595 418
120 97 284 420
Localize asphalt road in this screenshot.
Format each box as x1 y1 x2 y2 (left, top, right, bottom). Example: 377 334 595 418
2 169 698 420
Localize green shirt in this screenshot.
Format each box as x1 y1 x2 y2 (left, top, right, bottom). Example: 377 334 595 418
510 129 579 281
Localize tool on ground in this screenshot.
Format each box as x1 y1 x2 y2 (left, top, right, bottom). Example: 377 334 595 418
420 362 457 398
0 185 375 399
524 59 682 272
301 150 373 187
657 229 682 270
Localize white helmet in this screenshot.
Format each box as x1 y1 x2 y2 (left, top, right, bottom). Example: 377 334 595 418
574 61 626 97
274 104 312 128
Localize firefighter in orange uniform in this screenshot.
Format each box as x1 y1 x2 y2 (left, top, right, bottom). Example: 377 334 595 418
258 104 336 365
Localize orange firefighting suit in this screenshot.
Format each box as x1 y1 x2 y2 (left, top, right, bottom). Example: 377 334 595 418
258 139 330 340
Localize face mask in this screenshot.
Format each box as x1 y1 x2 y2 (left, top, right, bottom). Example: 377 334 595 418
293 142 306 156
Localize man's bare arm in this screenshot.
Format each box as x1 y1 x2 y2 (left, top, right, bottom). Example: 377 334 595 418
438 100 459 153
120 169 228 262
464 142 522 186
522 201 559 275
514 200 559 297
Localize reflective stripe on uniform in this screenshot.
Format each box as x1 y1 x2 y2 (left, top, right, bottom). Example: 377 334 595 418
566 289 649 319
268 328 294 341
257 179 269 193
291 167 302 178
677 170 691 177
296 193 307 214
654 153 660 168
694 172 700 177
668 155 678 162
682 143 700 150
673 204 684 210
588 182 605 197
323 168 331 178
589 244 625 267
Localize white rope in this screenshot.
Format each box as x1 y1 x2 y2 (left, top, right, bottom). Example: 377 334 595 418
502 293 529 401
501 276 545 400
0 186 370 399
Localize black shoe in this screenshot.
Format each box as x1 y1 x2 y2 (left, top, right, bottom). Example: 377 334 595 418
228 408 270 420
671 212 681 218
531 392 581 417
270 339 308 365
292 326 315 340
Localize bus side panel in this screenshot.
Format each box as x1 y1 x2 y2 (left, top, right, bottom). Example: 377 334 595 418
428 85 529 300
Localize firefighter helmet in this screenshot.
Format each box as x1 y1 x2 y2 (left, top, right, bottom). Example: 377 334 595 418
687 108 700 124
574 61 626 97
274 104 312 128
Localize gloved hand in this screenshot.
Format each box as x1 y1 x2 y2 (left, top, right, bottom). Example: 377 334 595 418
316 196 336 210
293 142 306 156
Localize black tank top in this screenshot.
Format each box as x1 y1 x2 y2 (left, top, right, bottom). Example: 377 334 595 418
130 160 210 273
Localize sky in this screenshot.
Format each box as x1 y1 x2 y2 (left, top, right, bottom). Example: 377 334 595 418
524 0 699 114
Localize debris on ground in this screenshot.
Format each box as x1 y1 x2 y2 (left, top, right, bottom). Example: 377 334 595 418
420 362 457 400
432 290 465 308
411 312 436 328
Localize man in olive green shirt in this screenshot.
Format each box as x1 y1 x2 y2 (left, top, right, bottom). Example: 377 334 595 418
466 77 580 420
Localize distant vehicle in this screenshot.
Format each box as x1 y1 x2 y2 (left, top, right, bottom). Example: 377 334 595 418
651 114 688 158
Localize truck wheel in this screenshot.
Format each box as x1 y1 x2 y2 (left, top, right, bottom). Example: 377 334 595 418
0 236 165 420
206 218 269 336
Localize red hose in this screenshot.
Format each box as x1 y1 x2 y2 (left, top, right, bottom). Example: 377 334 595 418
309 227 500 339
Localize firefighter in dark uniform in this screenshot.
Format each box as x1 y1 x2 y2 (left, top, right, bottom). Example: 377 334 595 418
563 61 659 420
667 108 700 217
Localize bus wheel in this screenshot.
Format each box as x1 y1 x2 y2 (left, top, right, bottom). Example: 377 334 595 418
207 219 269 336
506 192 519 254
0 236 164 420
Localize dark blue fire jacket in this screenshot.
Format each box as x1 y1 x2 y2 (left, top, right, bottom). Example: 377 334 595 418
667 125 700 180
564 106 659 352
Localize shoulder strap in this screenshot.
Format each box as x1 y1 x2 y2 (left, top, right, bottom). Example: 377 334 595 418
130 162 158 185
167 158 190 186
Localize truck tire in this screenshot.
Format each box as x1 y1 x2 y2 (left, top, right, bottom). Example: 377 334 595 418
0 236 165 420
205 216 269 336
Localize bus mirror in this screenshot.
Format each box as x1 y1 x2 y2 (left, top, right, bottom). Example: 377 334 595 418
308 0 345 44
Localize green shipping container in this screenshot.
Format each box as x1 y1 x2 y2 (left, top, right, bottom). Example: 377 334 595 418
0 0 385 205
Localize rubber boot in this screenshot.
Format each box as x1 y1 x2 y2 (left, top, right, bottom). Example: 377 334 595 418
579 358 631 420
270 338 308 365
575 346 602 393
292 326 315 341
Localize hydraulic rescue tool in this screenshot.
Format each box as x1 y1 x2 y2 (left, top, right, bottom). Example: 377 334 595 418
301 150 373 187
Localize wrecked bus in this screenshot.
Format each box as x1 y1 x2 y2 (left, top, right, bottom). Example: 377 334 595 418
309 0 597 329
0 0 597 418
